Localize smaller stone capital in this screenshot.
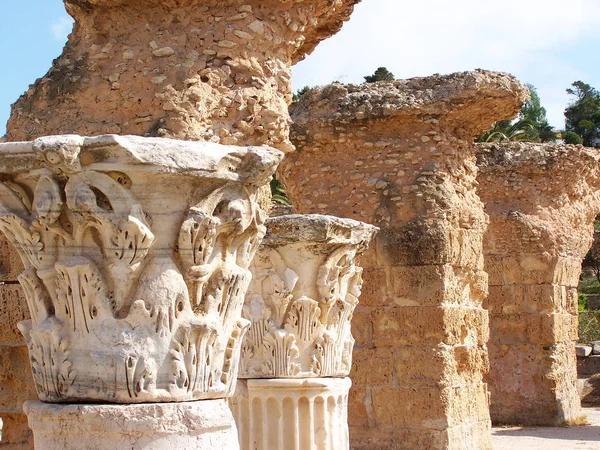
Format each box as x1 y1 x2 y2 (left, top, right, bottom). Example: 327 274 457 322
239 214 377 379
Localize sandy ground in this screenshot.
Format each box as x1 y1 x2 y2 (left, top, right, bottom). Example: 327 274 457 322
492 407 600 450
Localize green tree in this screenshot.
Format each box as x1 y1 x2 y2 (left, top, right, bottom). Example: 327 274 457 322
270 177 292 206
477 119 538 143
477 84 557 143
564 81 600 147
563 131 584 145
519 84 557 142
364 67 395 83
292 86 311 103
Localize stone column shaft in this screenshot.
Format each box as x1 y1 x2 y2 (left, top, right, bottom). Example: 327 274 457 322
279 71 528 450
231 378 351 450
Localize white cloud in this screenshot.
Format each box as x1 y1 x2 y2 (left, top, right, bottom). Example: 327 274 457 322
50 16 74 42
293 0 600 128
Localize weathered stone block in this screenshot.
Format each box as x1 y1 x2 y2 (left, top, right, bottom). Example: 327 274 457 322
392 345 489 389
351 347 394 387
351 307 372 347
372 306 489 348
358 266 390 307
0 284 28 345
0 233 23 282
371 384 490 431
0 346 36 412
348 387 369 428
350 427 449 450
389 265 465 307
0 412 33 449
371 387 448 430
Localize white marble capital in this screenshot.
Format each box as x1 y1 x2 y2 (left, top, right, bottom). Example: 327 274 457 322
0 134 282 403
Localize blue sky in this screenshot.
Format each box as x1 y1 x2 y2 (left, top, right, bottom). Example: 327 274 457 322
2 0 600 137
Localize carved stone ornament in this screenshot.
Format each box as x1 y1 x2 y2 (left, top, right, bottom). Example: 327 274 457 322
239 214 378 379
0 134 282 403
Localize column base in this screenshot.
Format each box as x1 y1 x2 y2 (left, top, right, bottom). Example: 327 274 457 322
230 378 351 450
23 399 239 450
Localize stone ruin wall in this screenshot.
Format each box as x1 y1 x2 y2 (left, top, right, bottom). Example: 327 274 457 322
3 0 599 448
477 142 600 426
279 72 528 449
0 1 360 447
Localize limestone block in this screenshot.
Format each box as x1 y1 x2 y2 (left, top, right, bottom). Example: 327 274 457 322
347 387 369 428
351 347 394 387
393 344 489 389
230 378 351 450
350 307 372 347
6 0 360 154
0 233 24 282
371 305 489 348
23 399 238 450
576 345 592 357
0 135 281 403
239 214 377 379
0 284 28 345
0 346 36 412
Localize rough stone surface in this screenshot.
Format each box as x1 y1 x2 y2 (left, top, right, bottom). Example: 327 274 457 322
230 378 351 450
0 345 37 414
0 413 34 449
6 0 360 153
577 345 593 358
478 142 600 426
0 135 281 403
23 399 238 450
280 70 528 450
0 285 29 345
239 214 377 378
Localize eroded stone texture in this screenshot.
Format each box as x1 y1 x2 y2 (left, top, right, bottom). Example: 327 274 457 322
239 214 377 379
279 71 528 449
0 135 281 403
0 413 34 450
231 378 351 450
477 142 600 425
23 399 238 450
6 0 360 152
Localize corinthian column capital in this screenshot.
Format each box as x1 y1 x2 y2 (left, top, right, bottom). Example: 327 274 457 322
0 134 282 403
